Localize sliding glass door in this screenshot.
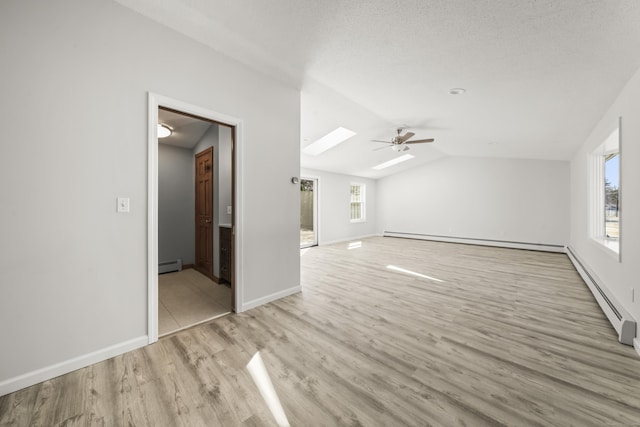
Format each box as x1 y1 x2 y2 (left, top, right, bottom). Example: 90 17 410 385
300 178 318 248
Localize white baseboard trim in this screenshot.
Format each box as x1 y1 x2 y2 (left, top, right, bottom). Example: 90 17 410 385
0 335 148 397
383 231 565 253
241 285 302 312
320 234 378 246
634 338 640 358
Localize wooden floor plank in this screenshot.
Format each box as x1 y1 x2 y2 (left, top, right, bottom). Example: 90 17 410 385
2 236 640 426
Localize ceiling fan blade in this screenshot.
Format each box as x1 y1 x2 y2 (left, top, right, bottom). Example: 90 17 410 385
371 140 392 143
404 138 435 144
398 132 415 143
373 144 392 151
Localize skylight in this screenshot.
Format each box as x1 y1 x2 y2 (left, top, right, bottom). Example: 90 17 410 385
372 154 414 170
302 127 356 156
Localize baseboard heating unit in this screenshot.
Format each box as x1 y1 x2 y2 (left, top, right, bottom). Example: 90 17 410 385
159 259 182 274
566 246 636 345
383 231 565 253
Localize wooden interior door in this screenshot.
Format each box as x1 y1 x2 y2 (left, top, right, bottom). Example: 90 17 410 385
195 147 214 279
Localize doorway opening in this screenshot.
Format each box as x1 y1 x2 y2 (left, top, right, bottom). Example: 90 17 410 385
300 178 318 248
157 108 234 337
148 93 243 343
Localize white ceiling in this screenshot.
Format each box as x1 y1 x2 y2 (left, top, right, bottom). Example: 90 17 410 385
117 0 640 178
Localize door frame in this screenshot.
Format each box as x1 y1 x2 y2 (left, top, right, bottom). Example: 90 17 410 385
148 93 244 344
300 177 318 248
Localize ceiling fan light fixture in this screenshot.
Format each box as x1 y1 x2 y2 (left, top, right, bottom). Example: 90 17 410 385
449 87 466 95
157 123 172 138
392 145 410 152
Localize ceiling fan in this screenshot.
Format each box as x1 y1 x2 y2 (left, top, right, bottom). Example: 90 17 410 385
372 128 434 152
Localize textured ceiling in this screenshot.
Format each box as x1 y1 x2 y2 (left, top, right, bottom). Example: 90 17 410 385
117 0 640 178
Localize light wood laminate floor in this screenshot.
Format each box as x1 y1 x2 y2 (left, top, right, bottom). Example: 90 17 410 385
158 269 231 336
2 237 640 426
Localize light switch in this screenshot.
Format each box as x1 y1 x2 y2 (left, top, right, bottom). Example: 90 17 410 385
227 206 232 215
117 197 130 213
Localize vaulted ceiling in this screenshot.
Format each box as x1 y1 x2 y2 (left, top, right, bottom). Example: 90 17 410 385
117 0 640 178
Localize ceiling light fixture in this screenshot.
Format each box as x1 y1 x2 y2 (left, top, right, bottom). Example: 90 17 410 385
449 88 466 95
302 126 356 156
157 123 172 138
372 154 415 170
392 145 410 152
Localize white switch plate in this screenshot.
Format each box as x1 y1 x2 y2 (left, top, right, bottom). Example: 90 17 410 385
117 197 130 213
227 206 232 215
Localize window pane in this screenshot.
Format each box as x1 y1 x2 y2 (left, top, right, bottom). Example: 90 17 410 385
604 153 619 240
589 119 620 257
350 184 365 222
300 179 316 247
350 185 361 202
350 202 361 220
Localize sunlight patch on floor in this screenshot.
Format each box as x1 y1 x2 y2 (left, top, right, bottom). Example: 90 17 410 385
348 241 362 250
247 352 290 426
386 265 444 283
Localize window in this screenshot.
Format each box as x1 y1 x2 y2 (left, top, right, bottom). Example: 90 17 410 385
605 153 620 241
350 184 365 222
589 118 621 258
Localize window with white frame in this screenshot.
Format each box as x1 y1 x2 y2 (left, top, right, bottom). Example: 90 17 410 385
589 118 621 257
350 184 365 222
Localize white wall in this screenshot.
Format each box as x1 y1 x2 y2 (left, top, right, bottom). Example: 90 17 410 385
0 0 300 394
569 66 640 335
218 126 233 226
158 143 195 265
376 157 569 246
301 168 377 245
193 125 219 161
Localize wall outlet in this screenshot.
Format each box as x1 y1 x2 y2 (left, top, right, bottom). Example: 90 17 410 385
631 287 635 303
227 206 232 215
